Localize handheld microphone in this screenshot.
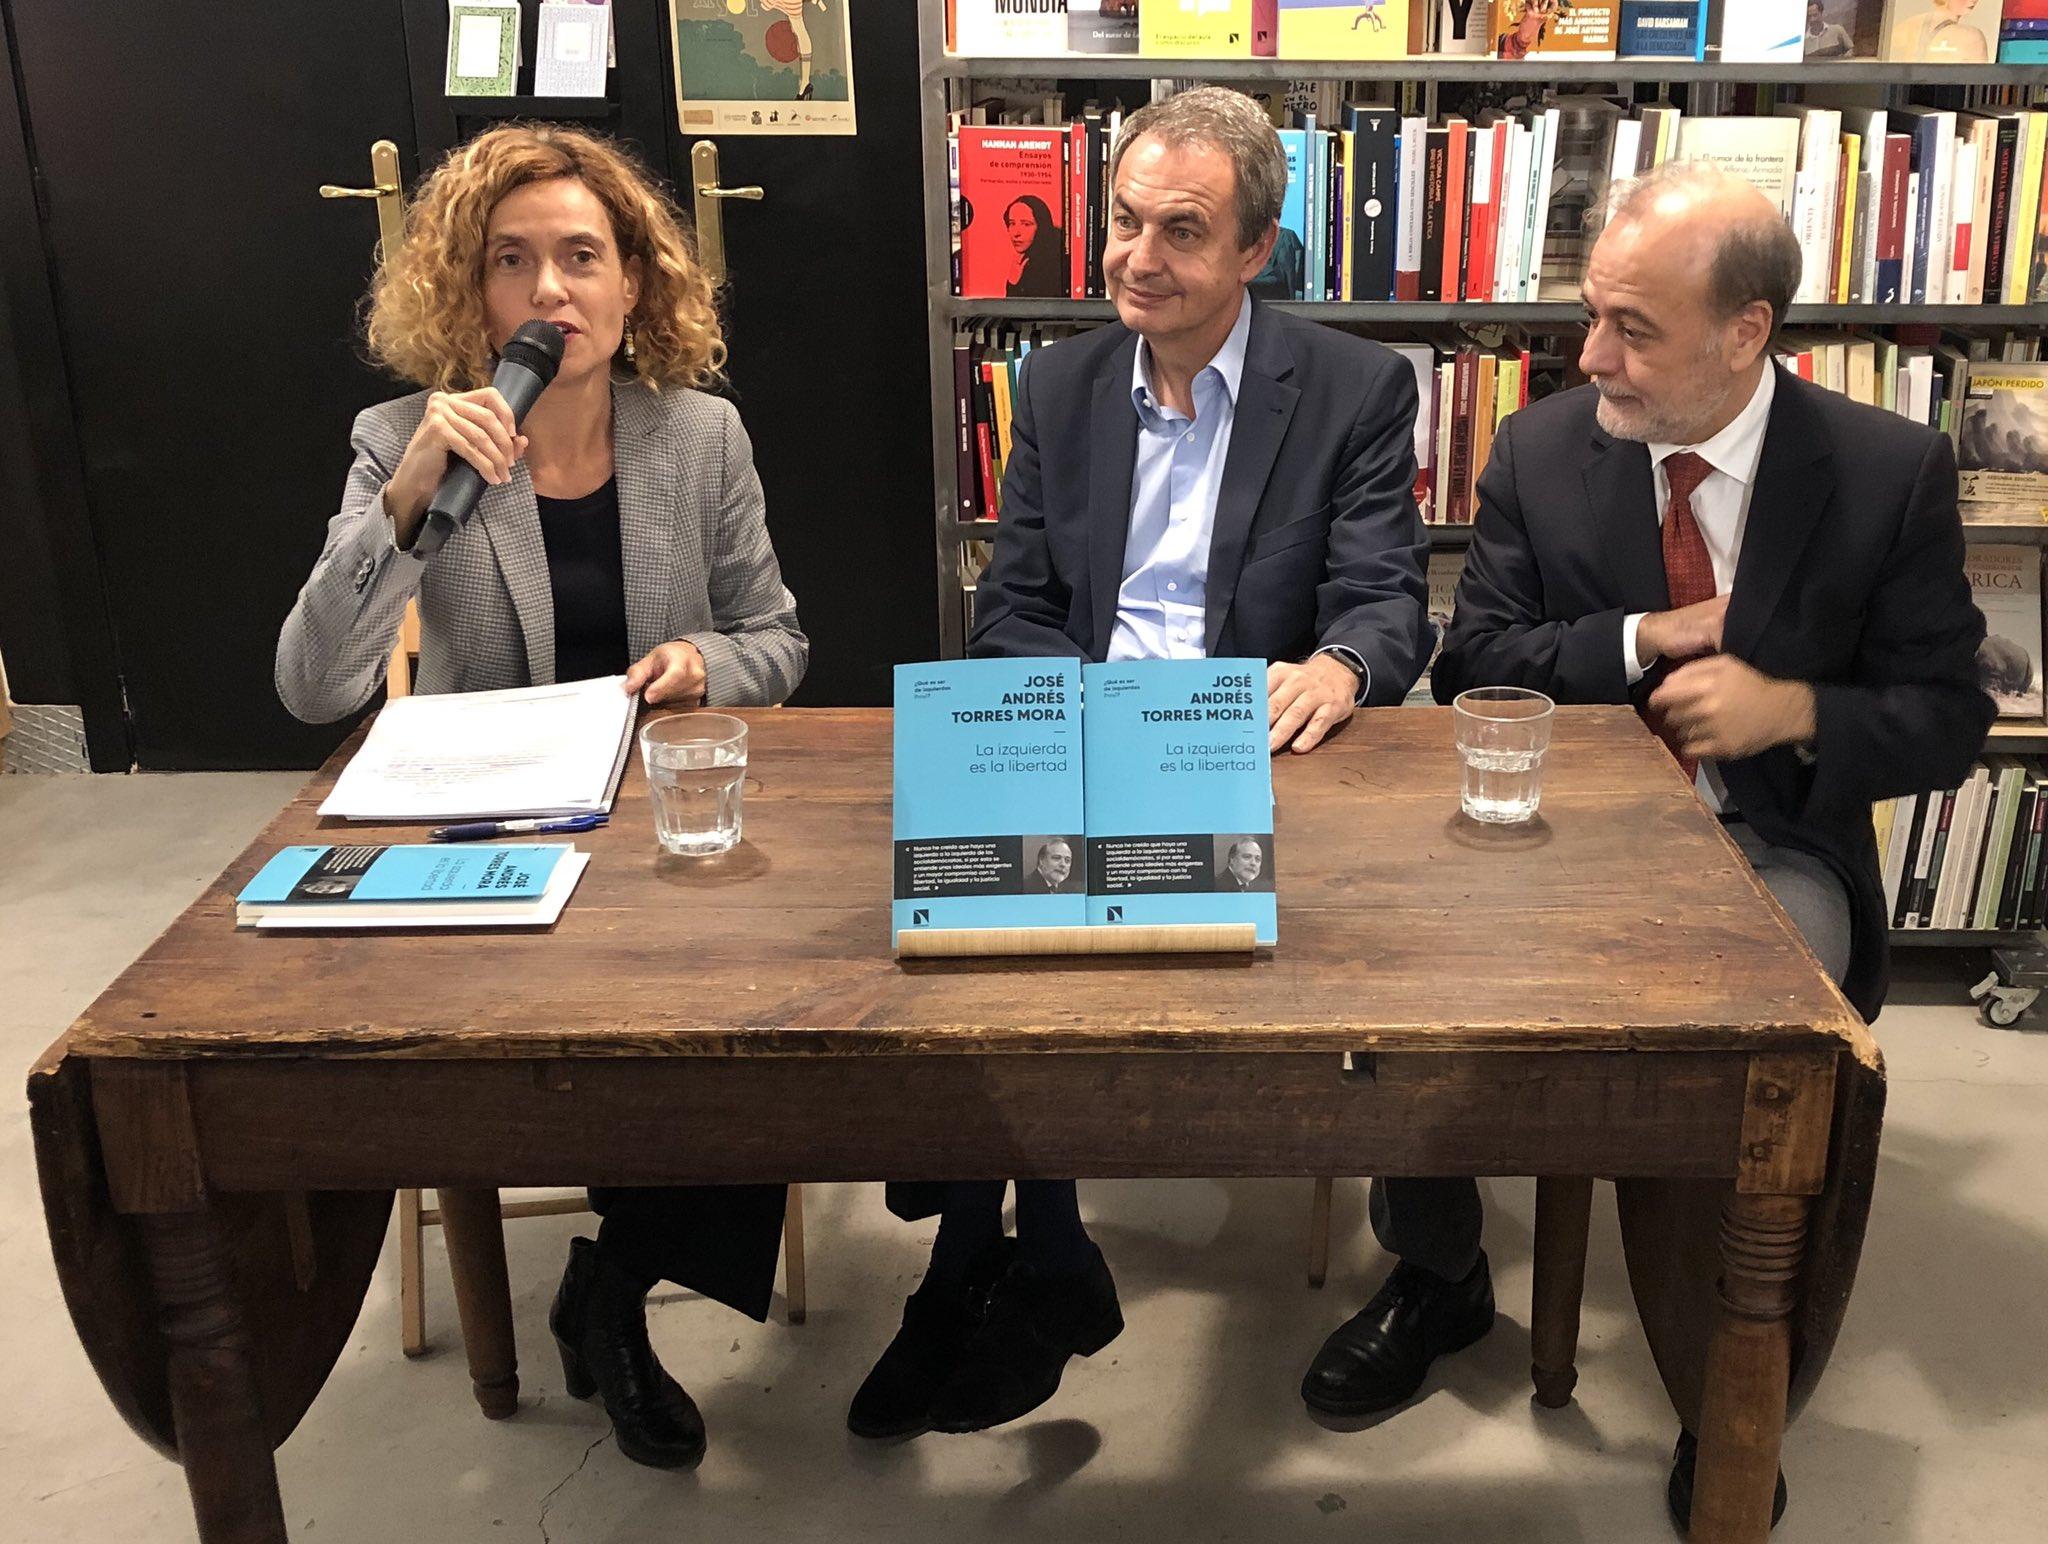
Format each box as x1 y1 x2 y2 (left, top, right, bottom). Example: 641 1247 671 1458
413 320 567 557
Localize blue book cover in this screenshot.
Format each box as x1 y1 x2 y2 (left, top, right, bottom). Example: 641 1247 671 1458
1618 0 1707 57
1254 129 1311 301
1895 110 1942 306
238 843 568 906
892 659 1087 946
1080 660 1278 944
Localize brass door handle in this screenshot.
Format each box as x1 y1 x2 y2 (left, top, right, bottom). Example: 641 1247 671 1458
319 140 406 259
689 141 764 285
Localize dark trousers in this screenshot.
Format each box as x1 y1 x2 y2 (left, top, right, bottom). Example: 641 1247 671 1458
587 1183 787 1321
1375 815 1855 1281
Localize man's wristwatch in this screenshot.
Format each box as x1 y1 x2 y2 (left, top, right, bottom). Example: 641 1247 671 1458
1313 645 1371 706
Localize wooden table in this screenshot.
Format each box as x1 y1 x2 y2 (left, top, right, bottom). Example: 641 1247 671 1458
30 706 1884 1544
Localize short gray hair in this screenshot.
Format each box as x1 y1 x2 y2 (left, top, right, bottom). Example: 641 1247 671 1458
1109 86 1285 251
1609 160 1804 342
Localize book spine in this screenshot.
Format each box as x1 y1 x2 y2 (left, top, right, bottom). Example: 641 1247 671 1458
1834 138 1855 305
1449 346 1478 523
2007 114 2047 305
1454 127 1476 303
1891 794 1927 927
1950 140 1977 306
1396 118 1427 301
952 331 976 521
1997 786 2034 931
1421 128 1450 303
1068 124 1086 301
1908 118 1937 304
2024 782 2048 930
1356 113 1399 303
1253 0 1278 56
1983 119 2018 303
1921 786 1957 929
1876 135 1909 305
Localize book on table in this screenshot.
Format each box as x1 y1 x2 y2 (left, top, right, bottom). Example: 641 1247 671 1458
319 675 636 822
235 843 590 929
891 658 1277 950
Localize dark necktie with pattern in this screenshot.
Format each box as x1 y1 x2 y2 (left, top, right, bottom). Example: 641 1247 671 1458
1645 451 1715 779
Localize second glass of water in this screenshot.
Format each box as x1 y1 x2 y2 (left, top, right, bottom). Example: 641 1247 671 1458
640 713 748 856
1453 688 1555 825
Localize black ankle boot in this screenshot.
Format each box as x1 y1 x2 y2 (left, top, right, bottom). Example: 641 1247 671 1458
848 1236 1017 1440
550 1236 706 1469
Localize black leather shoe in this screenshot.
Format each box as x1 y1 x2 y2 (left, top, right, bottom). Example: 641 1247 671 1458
848 1236 1018 1440
1301 1252 1496 1416
550 1236 706 1470
1666 1429 1788 1535
927 1251 1124 1433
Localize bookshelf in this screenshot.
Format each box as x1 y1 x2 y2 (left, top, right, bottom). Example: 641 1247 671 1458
915 7 2048 988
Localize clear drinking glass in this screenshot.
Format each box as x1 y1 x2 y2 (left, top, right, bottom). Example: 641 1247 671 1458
639 714 748 856
1453 688 1555 825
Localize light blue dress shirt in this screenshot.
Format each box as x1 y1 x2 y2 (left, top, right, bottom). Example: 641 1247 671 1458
1106 295 1253 663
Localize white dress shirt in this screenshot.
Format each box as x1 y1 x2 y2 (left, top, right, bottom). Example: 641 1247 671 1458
1624 364 1776 811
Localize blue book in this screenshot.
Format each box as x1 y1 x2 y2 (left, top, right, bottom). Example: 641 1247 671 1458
1618 0 1707 58
1080 660 1278 944
1894 109 1947 306
238 843 569 907
892 659 1086 946
1255 129 1312 301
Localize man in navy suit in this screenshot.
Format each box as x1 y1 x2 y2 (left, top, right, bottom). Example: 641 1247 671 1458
850 86 1431 1446
1311 162 1988 1529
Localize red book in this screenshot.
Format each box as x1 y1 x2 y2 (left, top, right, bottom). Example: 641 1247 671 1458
1440 120 1469 305
956 127 1069 300
1069 123 1088 300
1253 0 1277 54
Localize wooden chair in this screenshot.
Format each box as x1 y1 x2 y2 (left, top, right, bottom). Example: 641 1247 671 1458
383 603 809 1357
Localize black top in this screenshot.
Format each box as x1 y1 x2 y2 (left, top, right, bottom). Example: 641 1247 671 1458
536 477 630 682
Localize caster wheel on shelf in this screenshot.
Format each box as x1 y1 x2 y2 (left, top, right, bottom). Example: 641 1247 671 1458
1971 972 2040 1028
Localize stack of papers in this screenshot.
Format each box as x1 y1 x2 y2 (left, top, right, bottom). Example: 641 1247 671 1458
321 676 636 823
236 843 589 930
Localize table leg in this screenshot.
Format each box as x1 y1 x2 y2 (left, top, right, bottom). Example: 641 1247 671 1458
437 1188 520 1418
1689 1191 1808 1544
1530 1175 1595 1408
138 1209 289 1544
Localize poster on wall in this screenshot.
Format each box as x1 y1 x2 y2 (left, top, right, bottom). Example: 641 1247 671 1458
670 0 857 136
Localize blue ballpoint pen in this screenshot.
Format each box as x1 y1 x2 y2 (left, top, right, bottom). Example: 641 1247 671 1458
429 813 610 843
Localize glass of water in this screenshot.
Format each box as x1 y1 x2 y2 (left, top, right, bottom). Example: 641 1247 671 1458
639 713 748 856
1453 688 1555 825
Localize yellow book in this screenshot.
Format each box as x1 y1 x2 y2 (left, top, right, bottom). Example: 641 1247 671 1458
1837 133 1858 305
990 356 1015 479
2005 113 2047 306
1275 0 1412 60
1143 0 1256 55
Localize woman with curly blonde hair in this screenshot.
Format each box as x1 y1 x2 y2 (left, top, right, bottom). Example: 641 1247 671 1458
276 124 806 1470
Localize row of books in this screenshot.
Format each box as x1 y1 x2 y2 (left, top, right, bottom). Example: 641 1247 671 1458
951 0 2048 65
950 99 2048 306
950 317 2048 525
1882 756 2048 933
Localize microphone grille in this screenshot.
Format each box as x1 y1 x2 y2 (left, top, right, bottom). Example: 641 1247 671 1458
500 319 567 383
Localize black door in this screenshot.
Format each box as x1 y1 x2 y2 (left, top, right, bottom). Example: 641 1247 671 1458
656 0 938 706
6 0 419 768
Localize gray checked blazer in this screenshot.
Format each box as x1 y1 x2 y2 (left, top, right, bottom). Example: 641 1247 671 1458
275 378 808 723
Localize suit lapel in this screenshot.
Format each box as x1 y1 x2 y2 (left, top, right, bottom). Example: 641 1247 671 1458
478 461 555 686
1724 372 1831 662
1087 332 1142 657
1582 421 1669 615
610 381 670 660
1204 306 1299 654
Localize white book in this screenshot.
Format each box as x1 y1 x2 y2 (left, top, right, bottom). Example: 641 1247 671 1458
320 676 638 822
1608 118 1643 198
1855 166 1880 305
1963 117 1997 306
1791 170 1827 305
533 2 610 98
1881 793 1919 920
1398 116 1428 294
1495 124 1532 307
1935 768 1989 930
1947 140 1977 305
1900 171 1919 311
1796 109 1840 305
1523 106 1560 301
954 0 1071 56
1717 0 1806 62
1902 350 1934 425
1675 115 1802 219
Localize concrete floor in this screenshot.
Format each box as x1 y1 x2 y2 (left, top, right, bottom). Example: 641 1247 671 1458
5 771 2047 1544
